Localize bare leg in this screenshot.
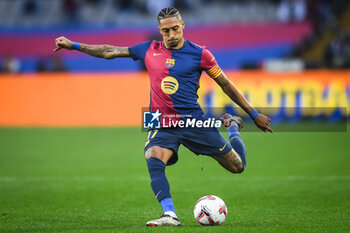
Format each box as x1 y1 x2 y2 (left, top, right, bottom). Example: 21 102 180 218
211 149 244 173
145 145 174 163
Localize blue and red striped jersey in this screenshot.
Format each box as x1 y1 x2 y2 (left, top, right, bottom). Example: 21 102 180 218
129 40 221 119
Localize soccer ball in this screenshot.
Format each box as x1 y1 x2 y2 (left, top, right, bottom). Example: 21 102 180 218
193 195 228 226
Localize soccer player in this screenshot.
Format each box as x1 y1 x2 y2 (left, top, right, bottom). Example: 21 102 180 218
54 7 273 227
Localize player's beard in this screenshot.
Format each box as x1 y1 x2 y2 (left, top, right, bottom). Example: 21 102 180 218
168 39 179 48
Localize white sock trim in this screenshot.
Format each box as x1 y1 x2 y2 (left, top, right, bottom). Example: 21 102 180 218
164 211 177 218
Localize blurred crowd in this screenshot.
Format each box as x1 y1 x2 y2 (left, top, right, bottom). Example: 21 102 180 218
10 0 346 25
0 55 67 74
0 54 21 74
0 0 349 73
324 27 350 69
11 0 196 23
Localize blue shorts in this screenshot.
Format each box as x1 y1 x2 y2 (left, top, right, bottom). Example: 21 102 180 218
144 127 232 165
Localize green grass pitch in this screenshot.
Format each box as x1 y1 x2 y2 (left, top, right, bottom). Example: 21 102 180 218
1 126 350 233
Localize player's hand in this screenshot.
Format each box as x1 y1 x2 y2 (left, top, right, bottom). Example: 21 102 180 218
254 114 273 133
54 36 73 52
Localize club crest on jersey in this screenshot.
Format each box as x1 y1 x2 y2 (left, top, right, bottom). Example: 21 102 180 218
161 76 179 95
165 59 175 68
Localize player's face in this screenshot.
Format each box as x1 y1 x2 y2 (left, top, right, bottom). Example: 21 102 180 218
158 16 185 49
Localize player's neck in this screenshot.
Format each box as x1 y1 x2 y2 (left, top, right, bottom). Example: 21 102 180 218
164 38 185 50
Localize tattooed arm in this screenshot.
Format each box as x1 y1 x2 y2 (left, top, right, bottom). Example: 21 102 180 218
213 72 252 114
213 72 273 133
54 36 129 59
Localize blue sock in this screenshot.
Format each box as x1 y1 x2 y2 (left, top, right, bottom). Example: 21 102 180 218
160 197 176 213
228 124 247 169
228 124 240 138
147 158 176 214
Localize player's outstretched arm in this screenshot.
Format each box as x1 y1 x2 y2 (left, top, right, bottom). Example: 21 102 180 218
54 36 129 59
213 72 273 133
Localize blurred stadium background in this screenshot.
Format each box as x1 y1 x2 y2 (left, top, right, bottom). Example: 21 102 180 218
1 0 350 232
0 0 349 126
1 0 350 72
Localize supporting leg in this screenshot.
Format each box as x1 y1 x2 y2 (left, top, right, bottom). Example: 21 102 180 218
145 146 178 219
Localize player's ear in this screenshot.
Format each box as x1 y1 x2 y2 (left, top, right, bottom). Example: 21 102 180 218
157 20 162 33
182 21 185 30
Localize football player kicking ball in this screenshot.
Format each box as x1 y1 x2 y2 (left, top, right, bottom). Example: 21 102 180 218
54 7 273 227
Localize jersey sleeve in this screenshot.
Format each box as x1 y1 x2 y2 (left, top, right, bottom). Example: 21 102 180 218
200 47 223 79
128 41 153 61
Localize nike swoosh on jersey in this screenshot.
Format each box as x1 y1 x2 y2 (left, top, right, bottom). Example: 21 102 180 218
153 53 162 56
219 144 226 151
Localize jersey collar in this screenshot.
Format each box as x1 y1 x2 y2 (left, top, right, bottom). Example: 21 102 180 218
162 39 188 51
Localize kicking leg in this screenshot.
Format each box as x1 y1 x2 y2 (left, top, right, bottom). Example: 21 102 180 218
212 113 247 173
211 149 244 173
145 146 181 226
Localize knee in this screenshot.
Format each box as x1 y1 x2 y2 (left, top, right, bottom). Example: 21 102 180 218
232 165 245 174
233 156 246 174
227 151 245 174
145 146 173 165
227 161 244 174
145 146 163 161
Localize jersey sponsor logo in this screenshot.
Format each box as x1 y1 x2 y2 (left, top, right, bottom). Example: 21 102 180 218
161 76 179 95
219 144 226 151
153 52 162 56
165 58 175 68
